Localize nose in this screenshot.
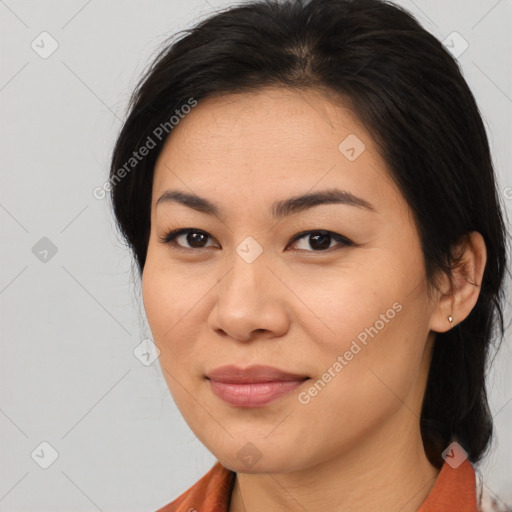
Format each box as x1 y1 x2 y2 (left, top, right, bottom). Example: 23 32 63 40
208 249 290 343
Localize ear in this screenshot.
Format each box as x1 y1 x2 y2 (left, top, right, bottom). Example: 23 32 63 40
429 231 487 333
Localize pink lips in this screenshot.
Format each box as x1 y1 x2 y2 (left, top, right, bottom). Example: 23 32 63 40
206 364 309 407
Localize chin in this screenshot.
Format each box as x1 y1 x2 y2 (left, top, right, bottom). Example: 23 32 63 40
219 455 295 474
212 441 310 475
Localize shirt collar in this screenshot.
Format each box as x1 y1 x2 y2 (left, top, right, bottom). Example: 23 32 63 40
418 458 477 511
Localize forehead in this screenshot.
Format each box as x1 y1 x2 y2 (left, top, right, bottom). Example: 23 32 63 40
151 87 400 213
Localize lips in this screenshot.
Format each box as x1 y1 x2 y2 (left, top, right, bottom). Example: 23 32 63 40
206 364 309 383
205 364 310 407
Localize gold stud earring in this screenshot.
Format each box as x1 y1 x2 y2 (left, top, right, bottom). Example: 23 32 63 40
448 315 453 324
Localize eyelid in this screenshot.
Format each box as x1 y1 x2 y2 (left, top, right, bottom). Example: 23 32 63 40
158 227 354 252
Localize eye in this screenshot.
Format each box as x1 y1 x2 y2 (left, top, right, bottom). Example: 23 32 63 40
287 230 354 252
158 228 217 250
158 228 353 252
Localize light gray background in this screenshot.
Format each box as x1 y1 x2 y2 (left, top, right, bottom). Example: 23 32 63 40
1 0 511 510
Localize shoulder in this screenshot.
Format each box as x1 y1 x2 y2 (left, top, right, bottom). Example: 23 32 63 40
156 461 236 512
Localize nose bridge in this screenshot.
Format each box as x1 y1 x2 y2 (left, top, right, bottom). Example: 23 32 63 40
235 234 265 267
223 235 268 298
210 235 289 341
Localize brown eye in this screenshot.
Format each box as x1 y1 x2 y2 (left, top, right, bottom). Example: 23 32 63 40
158 228 217 249
288 230 353 252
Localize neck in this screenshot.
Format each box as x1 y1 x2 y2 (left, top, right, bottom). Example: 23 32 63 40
228 410 440 512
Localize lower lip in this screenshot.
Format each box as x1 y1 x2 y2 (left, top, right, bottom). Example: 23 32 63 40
208 379 308 407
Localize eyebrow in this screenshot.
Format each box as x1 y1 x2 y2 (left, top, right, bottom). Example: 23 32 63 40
156 188 376 219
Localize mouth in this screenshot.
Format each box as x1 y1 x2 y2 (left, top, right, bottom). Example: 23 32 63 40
205 364 310 407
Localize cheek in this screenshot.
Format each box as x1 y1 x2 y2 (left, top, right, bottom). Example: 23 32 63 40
329 294 430 419
141 254 218 380
297 305 425 448
309 264 430 411
142 252 194 336
142 264 173 340
141 258 194 359
302 266 401 357
141 260 202 410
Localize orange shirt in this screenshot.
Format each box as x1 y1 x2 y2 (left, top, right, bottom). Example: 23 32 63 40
157 457 479 512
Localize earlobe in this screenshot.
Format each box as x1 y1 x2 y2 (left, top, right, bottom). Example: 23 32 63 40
429 231 487 334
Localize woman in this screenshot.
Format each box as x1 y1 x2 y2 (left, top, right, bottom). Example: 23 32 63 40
108 0 509 510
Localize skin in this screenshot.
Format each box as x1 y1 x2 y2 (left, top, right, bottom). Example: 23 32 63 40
141 86 487 512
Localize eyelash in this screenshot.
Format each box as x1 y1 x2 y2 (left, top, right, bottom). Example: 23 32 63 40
157 228 354 253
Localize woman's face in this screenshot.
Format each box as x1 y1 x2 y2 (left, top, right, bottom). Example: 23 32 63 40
142 87 442 473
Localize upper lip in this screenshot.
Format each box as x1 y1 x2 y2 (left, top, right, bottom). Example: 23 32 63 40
206 364 309 383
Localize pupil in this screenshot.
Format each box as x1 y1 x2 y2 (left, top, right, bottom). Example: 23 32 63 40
188 232 206 247
311 233 330 250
